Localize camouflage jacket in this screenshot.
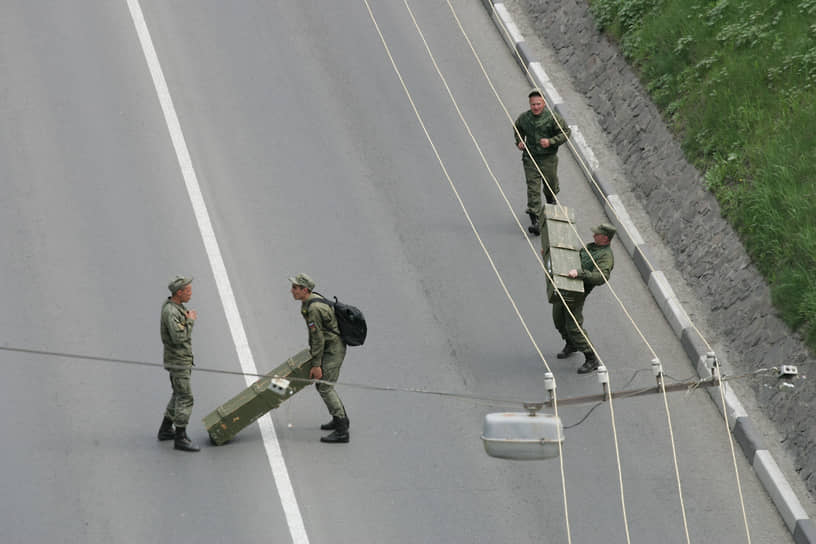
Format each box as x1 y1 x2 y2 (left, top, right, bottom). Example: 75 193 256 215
514 109 570 158
301 293 344 367
577 243 614 296
160 298 194 368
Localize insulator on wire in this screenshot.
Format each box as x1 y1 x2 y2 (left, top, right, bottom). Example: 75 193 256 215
544 371 556 394
544 371 557 405
596 364 609 385
597 364 609 401
651 358 663 387
706 352 718 374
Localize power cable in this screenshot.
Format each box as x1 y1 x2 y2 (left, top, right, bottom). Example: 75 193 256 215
445 4 767 542
4 342 773 404
602 370 633 543
449 0 654 367
394 2 667 540
562 367 647 428
0 344 520 407
364 0 584 539
713 362 753 543
481 7 753 540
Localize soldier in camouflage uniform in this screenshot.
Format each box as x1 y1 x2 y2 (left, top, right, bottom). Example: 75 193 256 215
158 275 200 452
290 273 349 444
514 90 571 236
551 224 615 374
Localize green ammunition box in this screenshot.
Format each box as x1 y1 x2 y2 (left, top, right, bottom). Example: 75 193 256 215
203 349 316 445
540 203 584 302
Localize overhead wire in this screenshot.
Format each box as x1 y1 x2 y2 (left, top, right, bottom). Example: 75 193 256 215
713 362 753 543
562 367 647 429
0 3 787 539
394 1 656 539
451 1 653 366
388 0 684 539
377 0 766 539
358 0 574 541
441 1 770 541
440 24 685 531
656 369 691 543
16 3 767 539
480 6 754 541
4 343 778 414
0 344 533 408
447 2 772 541
603 371 632 542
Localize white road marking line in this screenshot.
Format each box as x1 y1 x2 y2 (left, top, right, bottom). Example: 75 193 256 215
124 1 309 542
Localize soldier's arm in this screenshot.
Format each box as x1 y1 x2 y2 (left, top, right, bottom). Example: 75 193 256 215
162 307 190 345
306 305 325 366
579 252 614 286
547 115 571 147
514 114 526 147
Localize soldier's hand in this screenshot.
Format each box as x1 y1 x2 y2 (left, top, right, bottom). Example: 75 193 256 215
568 269 579 278
310 366 323 381
186 310 197 320
540 138 551 148
517 141 525 150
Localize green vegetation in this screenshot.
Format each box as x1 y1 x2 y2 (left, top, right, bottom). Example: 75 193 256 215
588 0 816 348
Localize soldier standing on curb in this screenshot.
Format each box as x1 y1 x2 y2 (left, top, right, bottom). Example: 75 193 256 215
158 275 200 452
290 273 350 444
514 90 570 236
550 224 615 374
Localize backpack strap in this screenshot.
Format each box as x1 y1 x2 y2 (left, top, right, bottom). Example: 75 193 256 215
304 295 341 338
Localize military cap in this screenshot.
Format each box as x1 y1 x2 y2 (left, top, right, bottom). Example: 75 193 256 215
592 223 617 239
288 273 315 291
168 275 193 293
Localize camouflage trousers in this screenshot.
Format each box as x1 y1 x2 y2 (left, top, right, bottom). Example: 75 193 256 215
316 345 347 419
523 155 559 219
164 367 194 427
552 293 591 353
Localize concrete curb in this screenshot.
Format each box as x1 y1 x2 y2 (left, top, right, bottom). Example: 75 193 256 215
481 1 813 541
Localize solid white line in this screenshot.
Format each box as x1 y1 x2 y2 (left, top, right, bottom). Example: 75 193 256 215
124 2 309 543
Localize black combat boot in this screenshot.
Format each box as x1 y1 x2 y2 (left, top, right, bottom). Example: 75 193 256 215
320 415 352 431
526 211 540 236
158 416 175 441
556 343 577 359
174 426 200 452
320 417 349 444
577 352 600 374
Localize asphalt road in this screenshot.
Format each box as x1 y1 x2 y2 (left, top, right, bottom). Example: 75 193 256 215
0 1 793 543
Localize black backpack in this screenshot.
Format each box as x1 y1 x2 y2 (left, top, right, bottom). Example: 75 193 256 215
306 294 367 346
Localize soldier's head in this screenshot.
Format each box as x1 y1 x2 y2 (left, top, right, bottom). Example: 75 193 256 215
528 90 545 116
289 273 315 301
168 276 193 302
591 223 616 246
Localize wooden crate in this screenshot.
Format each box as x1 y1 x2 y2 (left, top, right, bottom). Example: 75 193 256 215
541 203 584 302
